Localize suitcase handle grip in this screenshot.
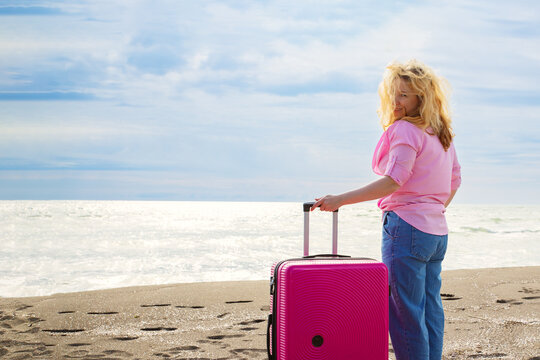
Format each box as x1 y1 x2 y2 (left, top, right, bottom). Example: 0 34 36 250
303 254 351 259
302 202 339 257
303 201 339 212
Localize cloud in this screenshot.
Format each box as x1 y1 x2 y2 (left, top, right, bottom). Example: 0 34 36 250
4 1 538 100
1 0 540 202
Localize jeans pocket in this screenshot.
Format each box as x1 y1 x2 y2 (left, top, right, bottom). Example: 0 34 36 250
382 211 399 239
410 227 441 262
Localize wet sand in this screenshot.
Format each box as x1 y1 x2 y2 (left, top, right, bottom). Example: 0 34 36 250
0 266 538 359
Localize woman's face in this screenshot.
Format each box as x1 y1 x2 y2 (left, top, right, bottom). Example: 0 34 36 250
393 78 420 120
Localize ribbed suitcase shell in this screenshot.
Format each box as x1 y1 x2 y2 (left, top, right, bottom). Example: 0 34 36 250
270 258 388 359
267 202 388 359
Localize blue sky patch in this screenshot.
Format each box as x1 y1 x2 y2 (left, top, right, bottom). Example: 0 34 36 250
0 91 96 101
0 6 65 16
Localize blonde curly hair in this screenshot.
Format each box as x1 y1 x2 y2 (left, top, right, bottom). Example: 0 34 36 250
377 59 454 151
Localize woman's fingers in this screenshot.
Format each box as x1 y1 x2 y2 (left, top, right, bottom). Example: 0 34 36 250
312 196 335 212
311 198 323 211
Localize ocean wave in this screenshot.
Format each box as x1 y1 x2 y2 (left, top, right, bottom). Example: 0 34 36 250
501 229 540 234
459 226 496 234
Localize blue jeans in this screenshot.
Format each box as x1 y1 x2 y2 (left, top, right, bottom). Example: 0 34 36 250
381 211 448 360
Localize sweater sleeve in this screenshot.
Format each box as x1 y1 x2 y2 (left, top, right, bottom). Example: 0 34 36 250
451 145 462 191
383 121 422 186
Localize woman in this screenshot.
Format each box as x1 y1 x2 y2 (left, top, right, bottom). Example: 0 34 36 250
312 59 461 360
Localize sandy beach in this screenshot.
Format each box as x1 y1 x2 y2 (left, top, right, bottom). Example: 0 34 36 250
0 266 538 359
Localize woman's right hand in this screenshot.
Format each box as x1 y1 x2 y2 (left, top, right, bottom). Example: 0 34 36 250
311 195 343 212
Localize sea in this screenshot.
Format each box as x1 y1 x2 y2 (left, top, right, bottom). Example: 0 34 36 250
1 201 539 298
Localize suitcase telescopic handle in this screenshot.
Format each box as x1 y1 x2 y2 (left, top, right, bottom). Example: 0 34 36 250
303 202 339 257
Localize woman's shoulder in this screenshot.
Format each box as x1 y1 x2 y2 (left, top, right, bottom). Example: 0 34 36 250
387 120 424 143
388 120 423 133
384 120 428 151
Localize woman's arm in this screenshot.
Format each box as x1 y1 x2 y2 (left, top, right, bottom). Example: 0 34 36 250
312 176 400 212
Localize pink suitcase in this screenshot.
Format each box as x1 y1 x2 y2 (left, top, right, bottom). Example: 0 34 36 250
267 202 389 360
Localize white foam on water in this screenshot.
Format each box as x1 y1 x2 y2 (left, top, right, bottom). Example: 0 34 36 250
1 201 539 297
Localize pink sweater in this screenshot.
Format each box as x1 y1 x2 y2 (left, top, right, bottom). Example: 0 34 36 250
372 120 461 235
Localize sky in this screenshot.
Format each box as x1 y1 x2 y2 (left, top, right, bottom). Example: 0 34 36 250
1 0 539 203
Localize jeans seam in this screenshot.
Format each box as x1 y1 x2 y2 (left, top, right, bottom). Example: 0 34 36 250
393 214 399 239
390 233 412 360
411 227 429 262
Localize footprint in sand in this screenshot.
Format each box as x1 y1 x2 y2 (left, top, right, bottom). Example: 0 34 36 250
67 349 132 358
21 327 40 334
519 287 540 294
58 311 75 314
87 311 119 315
176 305 205 309
207 334 245 340
230 348 266 356
168 345 200 351
441 293 462 301
67 343 91 347
156 345 200 357
141 327 177 332
67 349 90 357
225 300 253 304
153 352 170 357
217 313 230 319
102 349 133 357
467 352 508 358
496 299 523 305
42 329 85 333
237 319 265 326
113 336 139 341
141 304 171 308
522 296 540 300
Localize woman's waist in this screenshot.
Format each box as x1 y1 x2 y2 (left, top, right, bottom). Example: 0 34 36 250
378 193 446 210
379 201 448 235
